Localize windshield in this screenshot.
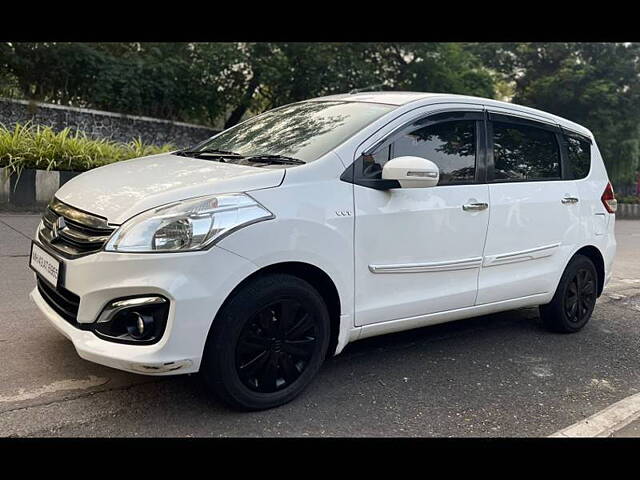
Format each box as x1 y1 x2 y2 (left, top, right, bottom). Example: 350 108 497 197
190 101 396 163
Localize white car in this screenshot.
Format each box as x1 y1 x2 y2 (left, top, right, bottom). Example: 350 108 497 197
29 92 617 410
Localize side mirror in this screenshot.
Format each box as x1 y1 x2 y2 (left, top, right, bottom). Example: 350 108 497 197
381 156 439 188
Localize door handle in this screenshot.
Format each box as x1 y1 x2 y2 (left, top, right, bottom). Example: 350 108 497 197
561 196 579 204
462 202 488 212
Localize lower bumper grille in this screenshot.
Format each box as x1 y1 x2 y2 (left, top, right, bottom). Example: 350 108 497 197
36 276 80 325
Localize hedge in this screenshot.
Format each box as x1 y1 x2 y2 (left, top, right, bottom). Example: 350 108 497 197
0 122 175 175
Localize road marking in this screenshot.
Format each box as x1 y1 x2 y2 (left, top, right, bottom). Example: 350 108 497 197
0 375 109 403
550 391 640 437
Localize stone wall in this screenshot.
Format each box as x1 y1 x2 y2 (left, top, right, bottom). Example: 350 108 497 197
0 97 218 148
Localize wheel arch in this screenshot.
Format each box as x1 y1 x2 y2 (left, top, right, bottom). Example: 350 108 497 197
212 261 342 357
571 245 606 297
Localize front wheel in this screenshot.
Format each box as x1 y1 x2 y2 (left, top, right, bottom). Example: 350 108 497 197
201 273 330 411
539 254 598 333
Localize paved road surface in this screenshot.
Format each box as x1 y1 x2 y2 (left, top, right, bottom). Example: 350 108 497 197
0 214 638 437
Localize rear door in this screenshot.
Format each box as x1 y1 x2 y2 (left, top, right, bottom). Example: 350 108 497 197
476 111 581 304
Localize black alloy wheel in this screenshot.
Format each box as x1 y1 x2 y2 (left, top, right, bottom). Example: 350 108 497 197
563 267 597 325
202 273 330 411
236 298 318 393
540 254 598 333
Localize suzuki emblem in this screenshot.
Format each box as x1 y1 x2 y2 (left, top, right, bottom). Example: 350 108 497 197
51 216 66 241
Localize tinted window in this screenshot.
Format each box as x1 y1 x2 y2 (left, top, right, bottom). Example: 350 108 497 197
566 135 591 179
364 120 477 185
492 122 561 181
363 145 391 179
192 101 395 163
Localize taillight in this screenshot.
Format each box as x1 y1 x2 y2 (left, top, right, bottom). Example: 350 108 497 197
601 182 617 213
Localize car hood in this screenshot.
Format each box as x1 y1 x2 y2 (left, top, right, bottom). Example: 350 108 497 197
55 153 285 224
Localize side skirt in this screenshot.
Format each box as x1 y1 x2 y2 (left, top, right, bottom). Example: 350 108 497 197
350 292 552 343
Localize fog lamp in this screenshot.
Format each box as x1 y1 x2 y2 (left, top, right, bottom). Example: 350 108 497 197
122 311 155 340
93 296 169 345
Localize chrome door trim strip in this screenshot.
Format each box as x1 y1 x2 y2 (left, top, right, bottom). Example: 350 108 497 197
483 243 561 267
369 257 483 274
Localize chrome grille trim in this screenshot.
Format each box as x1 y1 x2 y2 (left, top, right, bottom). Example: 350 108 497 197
39 198 115 258
49 197 112 230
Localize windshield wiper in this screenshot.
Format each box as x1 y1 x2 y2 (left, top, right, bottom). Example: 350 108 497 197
174 149 244 158
244 154 305 165
174 149 305 166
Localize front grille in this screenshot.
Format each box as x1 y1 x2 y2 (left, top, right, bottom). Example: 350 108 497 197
36 276 80 325
38 198 115 258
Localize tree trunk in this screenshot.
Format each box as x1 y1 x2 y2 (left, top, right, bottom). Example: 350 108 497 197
224 72 260 129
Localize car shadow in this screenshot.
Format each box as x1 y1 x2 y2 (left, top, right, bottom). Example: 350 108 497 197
182 306 547 411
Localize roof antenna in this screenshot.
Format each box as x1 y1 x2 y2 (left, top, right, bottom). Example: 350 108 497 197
349 83 387 94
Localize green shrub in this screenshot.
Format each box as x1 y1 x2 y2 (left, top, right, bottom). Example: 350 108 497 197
0 123 175 177
617 195 640 204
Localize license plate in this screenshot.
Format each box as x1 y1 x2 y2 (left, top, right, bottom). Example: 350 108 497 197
30 242 61 287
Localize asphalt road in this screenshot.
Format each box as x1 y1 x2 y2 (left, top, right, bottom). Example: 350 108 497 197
0 213 639 437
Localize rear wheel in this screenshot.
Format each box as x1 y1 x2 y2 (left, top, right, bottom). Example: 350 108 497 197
539 254 598 333
202 273 330 411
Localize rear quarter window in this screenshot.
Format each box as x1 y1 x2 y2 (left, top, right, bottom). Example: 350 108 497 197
565 135 591 179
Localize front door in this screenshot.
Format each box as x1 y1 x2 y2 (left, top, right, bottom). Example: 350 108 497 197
353 110 491 327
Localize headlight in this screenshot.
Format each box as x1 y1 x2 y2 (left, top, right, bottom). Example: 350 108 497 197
104 193 273 253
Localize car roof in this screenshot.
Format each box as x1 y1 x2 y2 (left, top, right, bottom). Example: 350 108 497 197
311 91 443 105
310 91 592 138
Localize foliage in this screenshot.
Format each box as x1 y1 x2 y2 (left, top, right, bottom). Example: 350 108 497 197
0 43 236 125
0 123 174 176
617 195 640 204
0 42 495 128
470 42 640 189
2 42 640 189
232 43 495 127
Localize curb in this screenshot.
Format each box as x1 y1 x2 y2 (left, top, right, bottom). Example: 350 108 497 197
550 392 640 437
1 167 81 208
617 203 640 219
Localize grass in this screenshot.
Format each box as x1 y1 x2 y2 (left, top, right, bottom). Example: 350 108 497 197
0 122 176 180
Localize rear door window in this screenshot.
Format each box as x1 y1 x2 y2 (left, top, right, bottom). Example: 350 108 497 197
492 121 561 181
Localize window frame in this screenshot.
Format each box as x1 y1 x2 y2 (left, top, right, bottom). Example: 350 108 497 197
341 110 488 190
486 112 565 184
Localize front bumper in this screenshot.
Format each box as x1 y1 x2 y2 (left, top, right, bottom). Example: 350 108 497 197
30 245 257 375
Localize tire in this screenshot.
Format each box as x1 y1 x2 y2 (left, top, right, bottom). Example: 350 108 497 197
201 273 330 411
539 254 598 333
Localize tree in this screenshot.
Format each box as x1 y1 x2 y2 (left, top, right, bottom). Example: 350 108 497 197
0 42 235 125
373 43 495 98
472 42 640 191
0 42 497 133
1 42 107 104
219 42 496 127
